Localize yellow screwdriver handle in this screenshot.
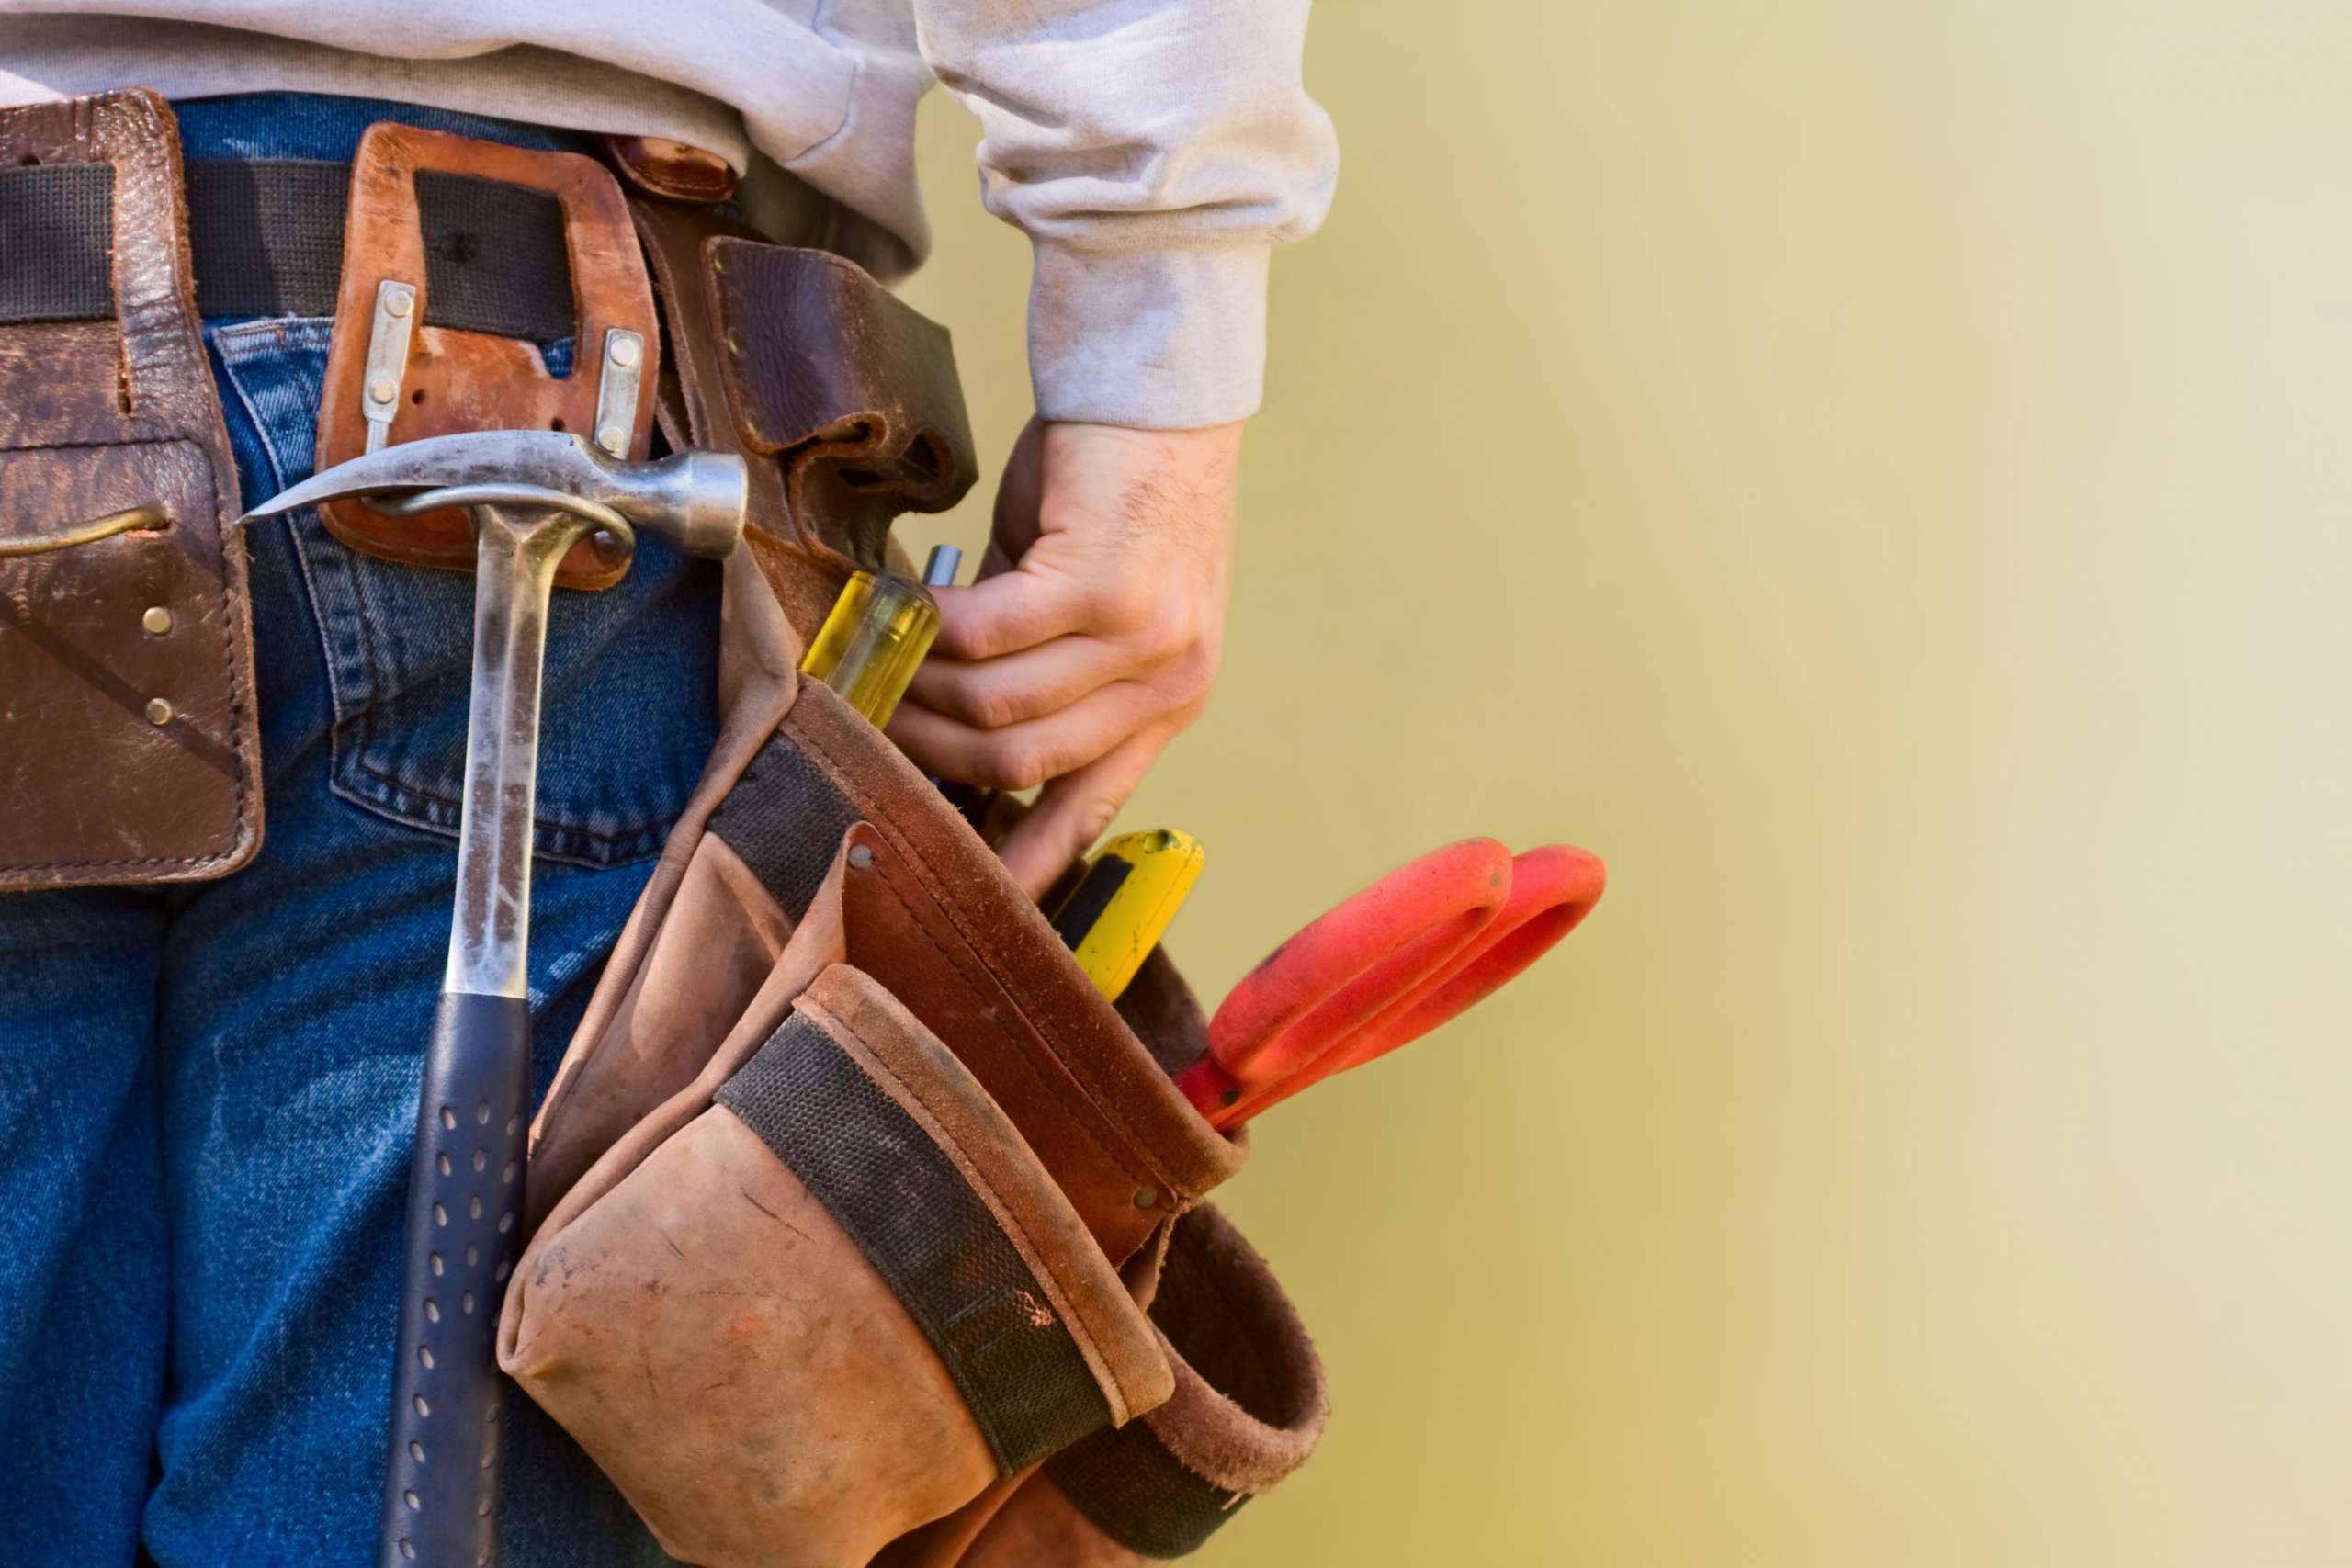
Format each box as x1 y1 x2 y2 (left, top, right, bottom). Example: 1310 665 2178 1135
799 570 941 728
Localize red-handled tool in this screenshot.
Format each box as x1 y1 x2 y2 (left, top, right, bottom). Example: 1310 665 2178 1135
1175 839 1605 1129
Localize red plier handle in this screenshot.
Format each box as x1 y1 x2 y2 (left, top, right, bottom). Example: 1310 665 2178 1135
1178 840 1606 1129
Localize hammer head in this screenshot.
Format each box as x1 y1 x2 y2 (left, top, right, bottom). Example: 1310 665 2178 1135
243 431 749 559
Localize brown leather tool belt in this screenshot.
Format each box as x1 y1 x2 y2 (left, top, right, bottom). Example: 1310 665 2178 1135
0 88 978 893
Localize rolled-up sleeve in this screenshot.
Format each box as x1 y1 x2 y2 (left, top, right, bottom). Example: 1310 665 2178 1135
913 0 1338 428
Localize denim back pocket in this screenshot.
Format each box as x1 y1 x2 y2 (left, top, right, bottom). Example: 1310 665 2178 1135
210 317 718 867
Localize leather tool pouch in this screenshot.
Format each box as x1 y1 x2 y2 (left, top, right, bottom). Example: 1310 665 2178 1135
632 199 978 642
0 89 263 890
505 654 1251 1565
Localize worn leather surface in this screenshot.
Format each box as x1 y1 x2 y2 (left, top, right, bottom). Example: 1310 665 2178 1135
632 204 979 646
784 683 1248 1267
503 962 1167 1568
314 124 658 589
0 89 263 890
510 1095 997 1568
712 239 978 587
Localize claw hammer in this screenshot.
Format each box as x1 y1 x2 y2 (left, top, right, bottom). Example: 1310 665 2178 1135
246 431 749 1568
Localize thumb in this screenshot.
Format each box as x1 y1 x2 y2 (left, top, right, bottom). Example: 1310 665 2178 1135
984 415 1048 578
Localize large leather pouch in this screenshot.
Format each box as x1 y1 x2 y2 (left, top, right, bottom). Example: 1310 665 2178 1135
504 950 1171 1568
0 89 262 889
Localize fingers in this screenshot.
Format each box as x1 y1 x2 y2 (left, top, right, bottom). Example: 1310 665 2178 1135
997 726 1173 900
887 675 1180 792
927 570 1096 660
907 634 1144 730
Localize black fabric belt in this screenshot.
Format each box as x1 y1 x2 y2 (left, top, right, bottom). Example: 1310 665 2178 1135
0 158 580 341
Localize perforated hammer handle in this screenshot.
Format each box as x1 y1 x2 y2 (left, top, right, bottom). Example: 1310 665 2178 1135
378 992 533 1568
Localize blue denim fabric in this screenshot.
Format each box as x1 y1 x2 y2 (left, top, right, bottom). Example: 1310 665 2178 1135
0 95 712 1566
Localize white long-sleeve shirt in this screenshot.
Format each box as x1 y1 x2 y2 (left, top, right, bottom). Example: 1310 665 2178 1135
0 2 1338 427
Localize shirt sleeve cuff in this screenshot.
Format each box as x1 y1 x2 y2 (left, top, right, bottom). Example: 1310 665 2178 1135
1026 239 1272 430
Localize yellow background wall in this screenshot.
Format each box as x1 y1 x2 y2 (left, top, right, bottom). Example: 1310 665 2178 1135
896 3 2352 1562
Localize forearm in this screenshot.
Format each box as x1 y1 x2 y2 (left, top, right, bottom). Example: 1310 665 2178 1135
912 0 1338 427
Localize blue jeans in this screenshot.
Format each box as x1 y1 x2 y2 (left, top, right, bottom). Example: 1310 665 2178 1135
0 96 716 1565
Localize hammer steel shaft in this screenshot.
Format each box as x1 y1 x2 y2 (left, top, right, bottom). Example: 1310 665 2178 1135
377 503 599 1568
243 430 751 1568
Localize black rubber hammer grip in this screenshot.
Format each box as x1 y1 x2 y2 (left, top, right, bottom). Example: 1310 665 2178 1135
378 992 533 1567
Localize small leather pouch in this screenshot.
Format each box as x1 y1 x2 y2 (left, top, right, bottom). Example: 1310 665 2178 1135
631 202 977 640
503 957 1171 1567
0 89 263 890
879 1204 1329 1568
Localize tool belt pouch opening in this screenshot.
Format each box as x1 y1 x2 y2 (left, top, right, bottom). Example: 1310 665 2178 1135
923 1203 1329 1567
0 89 262 889
502 961 1173 1567
523 671 1248 1265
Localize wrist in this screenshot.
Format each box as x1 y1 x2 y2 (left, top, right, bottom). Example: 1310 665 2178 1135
1026 241 1272 429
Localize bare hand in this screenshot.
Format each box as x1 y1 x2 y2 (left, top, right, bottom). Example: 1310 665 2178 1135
887 417 1240 898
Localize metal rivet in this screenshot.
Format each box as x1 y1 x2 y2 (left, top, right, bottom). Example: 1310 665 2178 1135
724 330 744 355
368 375 399 404
386 289 413 318
848 844 874 871
596 423 628 455
607 335 640 369
144 697 173 726
141 605 173 635
1132 1185 1159 1209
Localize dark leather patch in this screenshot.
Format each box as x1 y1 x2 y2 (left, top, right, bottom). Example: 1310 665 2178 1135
708 239 978 571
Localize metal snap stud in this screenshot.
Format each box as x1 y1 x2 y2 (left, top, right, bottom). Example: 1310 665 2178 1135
144 697 174 726
142 605 173 635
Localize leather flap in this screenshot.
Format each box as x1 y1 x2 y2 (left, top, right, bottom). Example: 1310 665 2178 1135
708 239 978 570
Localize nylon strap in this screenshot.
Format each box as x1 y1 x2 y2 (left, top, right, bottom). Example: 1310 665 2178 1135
706 730 862 921
0 163 115 324
1047 1419 1250 1560
0 159 577 338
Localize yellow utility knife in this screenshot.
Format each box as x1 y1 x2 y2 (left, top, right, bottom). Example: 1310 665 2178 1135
1050 829 1206 1001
